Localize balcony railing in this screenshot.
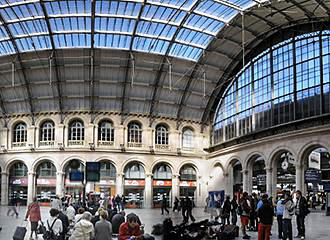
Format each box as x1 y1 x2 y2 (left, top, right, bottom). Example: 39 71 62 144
68 140 84 146
12 142 26 148
182 146 194 152
127 142 142 148
98 141 114 147
155 144 170 151
39 141 55 147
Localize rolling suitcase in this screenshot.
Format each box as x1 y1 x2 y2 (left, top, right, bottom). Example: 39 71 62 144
13 221 27 240
217 224 239 240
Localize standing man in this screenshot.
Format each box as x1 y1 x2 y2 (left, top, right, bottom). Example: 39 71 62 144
231 195 238 225
257 194 274 240
295 190 309 240
161 194 169 215
276 195 285 239
282 192 295 240
240 192 251 239
181 197 187 223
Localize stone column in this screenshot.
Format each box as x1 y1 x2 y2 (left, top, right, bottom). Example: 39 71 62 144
247 169 253 194
27 172 36 204
116 173 124 196
172 174 179 200
1 172 8 205
170 130 180 151
115 126 125 148
223 172 232 197
143 127 153 149
296 164 303 192
266 167 272 195
242 169 248 192
56 171 65 198
0 127 9 149
86 123 95 147
145 173 152 208
27 126 36 148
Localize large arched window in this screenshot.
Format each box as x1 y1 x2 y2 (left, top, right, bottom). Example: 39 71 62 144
36 162 56 177
98 120 114 145
40 121 55 145
153 164 172 179
68 120 84 145
182 127 194 149
10 162 28 177
213 30 330 144
180 165 197 181
13 122 27 147
128 121 142 146
155 124 169 145
100 161 116 179
124 163 145 179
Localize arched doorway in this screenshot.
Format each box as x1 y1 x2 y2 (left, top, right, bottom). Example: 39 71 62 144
301 146 329 208
64 159 84 200
36 161 57 206
96 161 117 197
247 156 266 194
273 151 296 198
179 164 197 202
228 160 242 198
8 162 28 205
152 163 172 208
124 162 145 208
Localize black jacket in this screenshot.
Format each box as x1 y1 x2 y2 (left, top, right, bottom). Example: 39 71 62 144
297 196 309 216
257 202 274 225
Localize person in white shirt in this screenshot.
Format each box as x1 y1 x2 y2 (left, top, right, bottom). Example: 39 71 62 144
51 195 63 211
66 204 76 223
70 212 95 240
74 208 85 224
47 208 63 237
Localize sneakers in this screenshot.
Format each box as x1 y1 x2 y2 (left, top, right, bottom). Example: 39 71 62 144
295 235 301 238
301 237 305 240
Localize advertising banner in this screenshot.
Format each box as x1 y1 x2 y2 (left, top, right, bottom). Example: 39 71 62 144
208 190 225 208
10 178 28 185
179 181 197 187
124 180 145 186
153 180 172 187
309 151 321 170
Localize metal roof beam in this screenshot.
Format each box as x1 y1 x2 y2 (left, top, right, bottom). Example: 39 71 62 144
89 0 96 121
0 14 35 123
287 0 314 19
247 12 276 28
40 0 64 122
313 0 330 15
121 0 146 123
213 0 243 11
148 0 203 122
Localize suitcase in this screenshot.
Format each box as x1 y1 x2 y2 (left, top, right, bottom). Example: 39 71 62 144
13 224 27 240
217 225 239 240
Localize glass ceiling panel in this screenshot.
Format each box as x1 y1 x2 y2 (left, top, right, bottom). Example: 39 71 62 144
0 0 258 61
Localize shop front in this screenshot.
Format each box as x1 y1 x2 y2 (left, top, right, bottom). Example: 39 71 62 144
179 180 196 201
95 179 116 197
65 178 84 198
36 178 56 206
124 179 145 208
153 180 172 208
9 177 28 205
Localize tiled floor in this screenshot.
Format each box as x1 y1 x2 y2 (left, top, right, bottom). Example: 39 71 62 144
0 206 329 239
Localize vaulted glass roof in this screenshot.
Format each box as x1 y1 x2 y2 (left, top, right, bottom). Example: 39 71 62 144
0 0 261 61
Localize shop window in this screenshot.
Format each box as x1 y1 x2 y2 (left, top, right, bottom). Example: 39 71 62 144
13 122 27 147
37 162 56 177
125 163 145 179
100 162 116 179
180 165 196 181
153 164 172 179
10 162 28 177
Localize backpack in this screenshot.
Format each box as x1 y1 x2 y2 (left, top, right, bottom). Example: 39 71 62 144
43 218 59 240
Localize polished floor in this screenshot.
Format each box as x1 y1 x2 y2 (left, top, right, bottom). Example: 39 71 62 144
0 206 329 239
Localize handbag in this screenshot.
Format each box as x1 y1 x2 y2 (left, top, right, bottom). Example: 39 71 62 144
37 221 47 235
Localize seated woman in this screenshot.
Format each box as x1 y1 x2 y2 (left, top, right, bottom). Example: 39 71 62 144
119 214 143 240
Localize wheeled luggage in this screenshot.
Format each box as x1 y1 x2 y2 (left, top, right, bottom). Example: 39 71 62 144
13 221 27 240
217 224 239 240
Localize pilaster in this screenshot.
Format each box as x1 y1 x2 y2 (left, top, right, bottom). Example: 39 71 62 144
1 172 8 205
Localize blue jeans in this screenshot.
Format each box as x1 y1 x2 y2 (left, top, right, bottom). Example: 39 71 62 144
282 219 292 240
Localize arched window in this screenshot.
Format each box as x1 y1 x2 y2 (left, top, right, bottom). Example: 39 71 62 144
155 124 169 145
40 121 55 144
10 162 28 177
180 165 196 181
128 121 142 144
36 162 56 177
124 163 145 179
13 122 27 146
100 161 116 179
98 120 114 144
68 120 84 144
182 127 194 149
153 164 172 179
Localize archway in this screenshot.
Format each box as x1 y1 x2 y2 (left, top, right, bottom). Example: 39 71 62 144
272 151 296 198
152 163 172 208
247 155 266 194
96 160 117 197
228 159 243 199
179 164 197 202
301 145 329 208
123 162 145 208
8 161 28 205
35 161 57 206
64 159 85 200
208 163 225 193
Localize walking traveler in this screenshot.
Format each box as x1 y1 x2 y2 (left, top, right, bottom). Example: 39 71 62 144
221 195 231 225
45 208 63 240
249 193 257 231
95 210 112 240
257 194 274 240
240 192 251 239
282 192 295 240
7 197 19 218
185 197 195 223
295 190 309 240
181 197 187 222
25 197 41 240
161 194 169 215
115 195 122 212
173 197 180 212
70 212 95 240
231 195 238 225
276 195 285 239
119 213 143 240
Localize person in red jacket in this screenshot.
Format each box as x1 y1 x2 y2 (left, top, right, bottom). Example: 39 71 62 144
119 214 143 240
25 197 41 240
